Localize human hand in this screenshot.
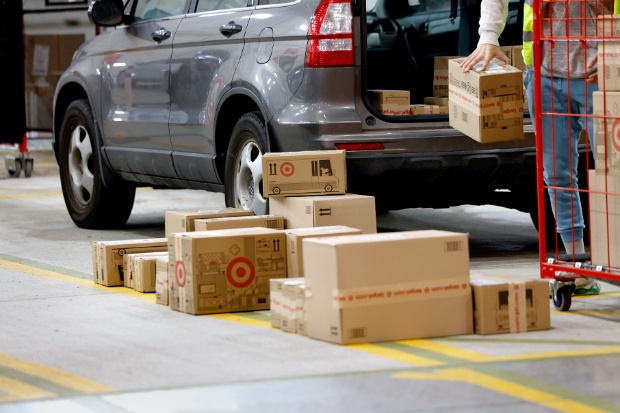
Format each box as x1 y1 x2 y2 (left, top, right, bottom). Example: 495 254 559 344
460 44 510 73
586 54 598 84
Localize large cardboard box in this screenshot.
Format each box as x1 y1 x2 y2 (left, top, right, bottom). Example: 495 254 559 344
156 255 169 305
173 228 287 315
303 230 473 344
433 56 461 97
165 208 254 236
93 238 168 286
269 194 377 234
597 42 620 91
194 215 285 231
285 226 363 277
588 170 620 268
593 91 620 175
368 90 411 116
448 58 524 143
470 273 551 335
262 150 347 197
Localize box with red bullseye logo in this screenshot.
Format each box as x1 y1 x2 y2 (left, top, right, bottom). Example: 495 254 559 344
593 91 620 175
303 230 473 344
261 150 347 198
170 227 287 315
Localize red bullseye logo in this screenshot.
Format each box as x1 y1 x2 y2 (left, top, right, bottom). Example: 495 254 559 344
175 260 186 288
226 257 256 288
612 118 620 152
280 162 295 177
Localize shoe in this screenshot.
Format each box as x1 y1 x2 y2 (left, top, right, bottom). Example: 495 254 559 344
573 277 601 296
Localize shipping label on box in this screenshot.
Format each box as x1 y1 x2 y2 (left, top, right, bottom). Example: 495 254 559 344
269 193 377 234
470 273 551 335
156 255 169 305
174 228 287 315
433 56 461 97
593 91 620 175
303 230 473 344
369 89 411 115
262 150 347 198
165 208 254 236
598 42 620 91
285 226 362 277
194 215 285 231
588 171 620 268
448 58 524 143
94 238 167 286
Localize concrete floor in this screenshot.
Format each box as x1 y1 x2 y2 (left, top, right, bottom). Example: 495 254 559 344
2 142 620 413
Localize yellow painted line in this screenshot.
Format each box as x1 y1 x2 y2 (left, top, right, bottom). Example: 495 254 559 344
208 313 272 329
0 192 62 199
0 376 56 403
347 344 443 367
0 354 115 395
489 346 620 362
0 259 155 303
397 339 495 362
395 368 609 413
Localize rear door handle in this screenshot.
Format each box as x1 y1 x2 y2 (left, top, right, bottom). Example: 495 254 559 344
152 29 171 43
219 21 242 37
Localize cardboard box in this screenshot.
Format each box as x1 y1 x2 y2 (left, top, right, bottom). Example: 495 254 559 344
269 194 377 234
165 208 254 236
588 170 620 268
270 278 287 328
598 42 620 91
133 252 167 293
173 227 287 315
424 96 449 106
303 230 473 344
281 278 306 333
500 45 525 72
593 91 620 175
433 56 461 97
470 273 551 335
93 238 168 286
597 14 620 38
448 58 524 143
285 226 363 277
369 89 411 116
262 150 347 197
156 255 169 305
410 104 447 115
194 215 285 231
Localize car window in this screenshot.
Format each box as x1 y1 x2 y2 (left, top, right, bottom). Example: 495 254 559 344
407 0 452 13
134 0 187 21
196 0 248 12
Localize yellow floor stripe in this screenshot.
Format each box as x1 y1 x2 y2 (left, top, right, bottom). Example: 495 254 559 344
490 346 620 362
0 192 62 199
0 375 56 403
0 259 155 303
397 339 495 362
0 354 115 394
395 368 608 413
208 313 272 329
347 344 443 367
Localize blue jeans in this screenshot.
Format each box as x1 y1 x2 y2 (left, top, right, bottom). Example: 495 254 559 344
539 75 598 244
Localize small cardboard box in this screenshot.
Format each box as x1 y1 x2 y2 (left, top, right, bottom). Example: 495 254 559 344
194 215 285 231
270 278 288 328
173 227 287 315
156 255 169 305
598 42 620 91
424 96 449 106
433 56 461 97
500 45 525 72
369 89 411 116
593 91 620 175
93 238 168 286
285 226 362 277
597 14 620 38
303 230 473 344
410 104 447 115
165 208 254 236
262 150 347 198
281 278 306 334
133 252 167 293
470 273 551 335
448 58 524 143
269 194 377 234
588 170 620 268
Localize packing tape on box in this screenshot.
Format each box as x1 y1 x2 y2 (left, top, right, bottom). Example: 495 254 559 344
508 282 528 333
330 278 469 309
174 234 189 313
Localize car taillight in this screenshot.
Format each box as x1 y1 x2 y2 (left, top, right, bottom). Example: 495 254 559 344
305 0 354 68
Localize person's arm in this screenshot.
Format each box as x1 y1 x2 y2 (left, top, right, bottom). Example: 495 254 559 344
460 0 510 72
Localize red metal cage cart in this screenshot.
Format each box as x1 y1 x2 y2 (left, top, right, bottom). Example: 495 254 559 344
533 0 620 310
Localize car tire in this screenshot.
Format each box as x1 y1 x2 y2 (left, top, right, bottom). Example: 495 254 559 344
58 99 136 229
225 112 269 215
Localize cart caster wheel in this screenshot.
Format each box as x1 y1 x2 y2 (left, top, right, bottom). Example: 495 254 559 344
7 158 22 178
553 285 575 311
24 158 34 178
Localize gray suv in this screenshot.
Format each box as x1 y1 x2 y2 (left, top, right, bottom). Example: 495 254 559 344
54 0 558 233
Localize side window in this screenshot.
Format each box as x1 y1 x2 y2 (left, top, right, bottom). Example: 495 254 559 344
196 0 248 12
407 0 452 13
134 0 187 21
257 0 292 5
